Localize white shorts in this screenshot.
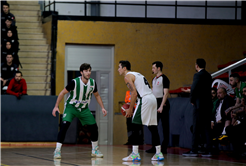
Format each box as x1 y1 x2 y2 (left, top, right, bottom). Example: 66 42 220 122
132 93 157 126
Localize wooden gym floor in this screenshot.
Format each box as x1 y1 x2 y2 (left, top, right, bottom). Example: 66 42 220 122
1 143 246 166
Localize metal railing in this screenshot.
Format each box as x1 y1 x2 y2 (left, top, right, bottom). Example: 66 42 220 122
43 0 242 20
211 58 246 80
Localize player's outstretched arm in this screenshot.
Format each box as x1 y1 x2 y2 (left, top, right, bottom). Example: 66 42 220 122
52 88 69 117
93 91 107 117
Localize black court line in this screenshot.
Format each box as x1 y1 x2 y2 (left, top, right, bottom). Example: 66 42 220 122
14 152 80 166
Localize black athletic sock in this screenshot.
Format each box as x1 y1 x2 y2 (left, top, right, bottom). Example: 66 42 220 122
87 123 98 142
57 121 71 143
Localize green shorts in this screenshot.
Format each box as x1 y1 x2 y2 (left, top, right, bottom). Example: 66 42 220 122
62 104 96 126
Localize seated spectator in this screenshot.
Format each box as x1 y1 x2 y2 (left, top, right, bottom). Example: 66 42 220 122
225 86 246 158
1 54 18 93
1 2 15 26
211 87 219 117
1 16 18 40
0 0 7 14
6 71 27 99
1 41 20 67
211 87 234 147
229 73 246 105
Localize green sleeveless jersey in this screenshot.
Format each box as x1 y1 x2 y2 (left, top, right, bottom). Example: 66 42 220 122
66 77 95 109
235 82 246 99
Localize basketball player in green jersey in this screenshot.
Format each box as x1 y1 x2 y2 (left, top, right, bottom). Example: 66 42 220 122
52 63 107 159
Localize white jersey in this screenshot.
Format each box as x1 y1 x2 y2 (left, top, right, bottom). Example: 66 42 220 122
126 71 157 126
126 72 152 98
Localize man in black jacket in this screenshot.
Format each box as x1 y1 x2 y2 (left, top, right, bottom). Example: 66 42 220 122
183 58 213 157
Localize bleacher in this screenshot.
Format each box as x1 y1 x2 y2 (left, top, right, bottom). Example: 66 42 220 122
1 1 51 95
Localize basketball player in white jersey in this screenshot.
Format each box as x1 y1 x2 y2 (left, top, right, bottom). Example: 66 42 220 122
118 60 164 162
52 63 107 159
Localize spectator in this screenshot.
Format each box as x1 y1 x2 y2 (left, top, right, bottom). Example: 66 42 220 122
1 2 15 26
211 87 234 152
0 0 7 14
229 73 246 105
211 87 219 115
6 71 27 99
1 54 18 93
124 90 143 145
225 86 246 158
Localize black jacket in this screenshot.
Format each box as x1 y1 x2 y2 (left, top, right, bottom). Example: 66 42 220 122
190 69 212 110
1 62 18 81
213 95 235 123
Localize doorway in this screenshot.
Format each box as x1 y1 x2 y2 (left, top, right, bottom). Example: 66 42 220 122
65 45 114 145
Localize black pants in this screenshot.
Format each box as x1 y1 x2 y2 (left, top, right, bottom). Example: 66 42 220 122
211 122 225 149
156 98 170 151
226 122 246 154
57 121 98 143
192 107 212 152
1 79 10 94
126 117 144 144
131 123 160 146
212 122 224 138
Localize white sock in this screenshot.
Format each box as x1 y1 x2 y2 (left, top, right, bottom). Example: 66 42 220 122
56 142 62 151
156 145 161 154
133 145 139 154
92 141 98 150
222 127 226 135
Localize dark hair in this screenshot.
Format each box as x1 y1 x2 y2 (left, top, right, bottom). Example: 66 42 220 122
211 87 217 93
6 53 13 57
218 87 227 94
3 3 9 7
119 60 131 70
6 15 13 21
243 85 246 89
196 58 206 68
16 71 22 76
80 63 91 72
230 73 240 81
152 61 163 71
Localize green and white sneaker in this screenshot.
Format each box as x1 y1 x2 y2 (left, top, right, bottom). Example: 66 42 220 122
91 146 104 158
122 152 141 162
54 149 61 159
151 152 164 161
